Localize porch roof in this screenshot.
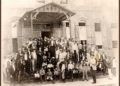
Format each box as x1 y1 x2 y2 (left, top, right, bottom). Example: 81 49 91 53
20 2 75 24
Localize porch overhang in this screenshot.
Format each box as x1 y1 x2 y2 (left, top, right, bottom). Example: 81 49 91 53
20 2 75 24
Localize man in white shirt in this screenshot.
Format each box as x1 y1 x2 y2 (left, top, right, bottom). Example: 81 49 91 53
90 54 97 84
59 49 67 63
31 49 37 72
61 63 66 82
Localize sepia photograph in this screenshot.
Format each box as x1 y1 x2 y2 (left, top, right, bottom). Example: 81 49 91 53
1 0 119 86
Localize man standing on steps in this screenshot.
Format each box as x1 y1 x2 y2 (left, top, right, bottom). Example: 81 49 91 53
90 52 97 84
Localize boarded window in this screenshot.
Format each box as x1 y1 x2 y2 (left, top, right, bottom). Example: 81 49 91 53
112 41 117 48
95 23 101 31
66 22 69 27
79 22 86 26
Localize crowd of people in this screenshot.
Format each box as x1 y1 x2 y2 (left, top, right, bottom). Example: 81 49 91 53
4 36 112 84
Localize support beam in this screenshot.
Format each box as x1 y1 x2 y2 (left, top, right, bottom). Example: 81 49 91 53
31 13 34 38
56 13 65 20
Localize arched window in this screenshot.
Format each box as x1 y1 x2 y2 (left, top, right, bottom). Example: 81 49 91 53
78 17 86 26
77 17 87 41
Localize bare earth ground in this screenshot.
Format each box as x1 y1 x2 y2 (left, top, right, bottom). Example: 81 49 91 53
2 75 118 86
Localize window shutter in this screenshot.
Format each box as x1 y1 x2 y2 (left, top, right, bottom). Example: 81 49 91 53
112 41 117 48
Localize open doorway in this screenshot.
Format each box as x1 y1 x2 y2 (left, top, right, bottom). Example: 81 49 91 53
42 31 51 39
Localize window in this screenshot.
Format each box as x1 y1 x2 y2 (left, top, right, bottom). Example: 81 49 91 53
111 23 116 28
79 22 86 26
95 23 101 31
66 22 69 27
97 45 102 49
112 41 117 48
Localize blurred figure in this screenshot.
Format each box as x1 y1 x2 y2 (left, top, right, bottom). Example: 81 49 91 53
40 67 46 82
90 53 97 84
68 61 74 81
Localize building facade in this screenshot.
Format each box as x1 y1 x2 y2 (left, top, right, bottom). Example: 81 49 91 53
3 2 118 58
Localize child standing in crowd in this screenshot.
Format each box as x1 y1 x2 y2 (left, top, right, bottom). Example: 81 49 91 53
46 69 53 82
40 67 46 82
34 71 40 81
68 61 74 81
54 68 60 81
73 64 79 80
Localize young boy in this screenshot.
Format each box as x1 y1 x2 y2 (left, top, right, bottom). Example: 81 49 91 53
34 71 40 81
53 67 60 81
46 69 53 81
68 61 74 81
73 64 79 80
39 67 46 82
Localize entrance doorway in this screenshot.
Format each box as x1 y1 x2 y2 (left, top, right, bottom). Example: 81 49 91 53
42 31 51 39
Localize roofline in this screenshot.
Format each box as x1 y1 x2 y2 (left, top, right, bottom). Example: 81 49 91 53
30 2 75 15
20 2 75 21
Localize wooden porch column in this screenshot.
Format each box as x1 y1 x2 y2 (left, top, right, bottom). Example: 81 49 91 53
62 21 66 38
69 17 72 38
31 13 34 38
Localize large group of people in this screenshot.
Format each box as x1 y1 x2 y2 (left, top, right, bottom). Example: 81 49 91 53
4 36 113 84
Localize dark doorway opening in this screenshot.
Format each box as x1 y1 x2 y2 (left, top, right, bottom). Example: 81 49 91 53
42 31 51 39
